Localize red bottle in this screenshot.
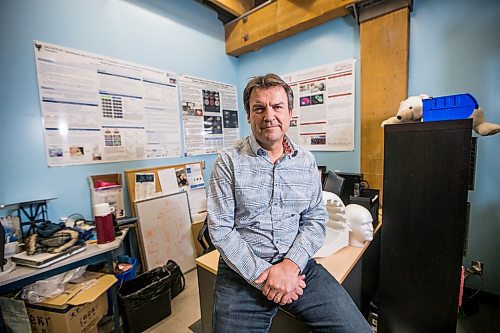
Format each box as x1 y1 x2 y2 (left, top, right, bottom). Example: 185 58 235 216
94 203 116 245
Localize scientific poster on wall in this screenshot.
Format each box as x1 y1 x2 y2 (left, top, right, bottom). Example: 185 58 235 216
179 75 240 156
282 59 355 151
33 40 182 166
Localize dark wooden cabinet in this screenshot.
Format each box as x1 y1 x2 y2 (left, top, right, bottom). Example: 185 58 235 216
379 120 473 332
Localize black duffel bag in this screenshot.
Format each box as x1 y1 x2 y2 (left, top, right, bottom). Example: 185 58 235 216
164 260 185 299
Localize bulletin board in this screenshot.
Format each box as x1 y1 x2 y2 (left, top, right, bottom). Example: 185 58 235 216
134 191 196 272
124 161 206 218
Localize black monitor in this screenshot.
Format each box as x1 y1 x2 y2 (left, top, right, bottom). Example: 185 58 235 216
323 171 345 196
335 172 363 204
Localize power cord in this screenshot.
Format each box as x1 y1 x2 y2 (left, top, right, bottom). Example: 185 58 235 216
459 264 484 318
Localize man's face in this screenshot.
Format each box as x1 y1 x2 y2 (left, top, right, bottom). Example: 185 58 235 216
247 86 292 149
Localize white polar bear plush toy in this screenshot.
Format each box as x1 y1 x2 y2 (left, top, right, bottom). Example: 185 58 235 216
470 108 500 136
381 94 500 136
381 94 429 127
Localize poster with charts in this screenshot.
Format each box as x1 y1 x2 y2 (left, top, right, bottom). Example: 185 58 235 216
33 40 182 166
179 75 240 156
282 59 355 151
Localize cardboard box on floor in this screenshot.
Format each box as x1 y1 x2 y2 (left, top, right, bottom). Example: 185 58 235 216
26 272 117 333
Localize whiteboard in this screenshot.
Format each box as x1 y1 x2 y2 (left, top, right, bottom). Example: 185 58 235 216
135 191 196 273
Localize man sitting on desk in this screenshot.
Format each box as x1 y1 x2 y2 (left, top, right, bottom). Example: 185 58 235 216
207 74 370 332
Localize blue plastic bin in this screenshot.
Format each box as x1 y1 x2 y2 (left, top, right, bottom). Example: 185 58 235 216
423 93 478 122
116 257 137 284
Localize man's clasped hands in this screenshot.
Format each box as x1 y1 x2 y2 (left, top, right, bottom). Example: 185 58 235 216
255 258 305 306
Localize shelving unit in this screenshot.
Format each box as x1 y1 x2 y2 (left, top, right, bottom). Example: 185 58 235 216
378 119 473 332
0 198 56 241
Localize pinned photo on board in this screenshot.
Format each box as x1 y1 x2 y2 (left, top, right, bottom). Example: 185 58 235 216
92 145 102 160
300 96 311 107
223 110 238 128
175 168 189 187
183 101 203 117
311 135 326 145
299 81 326 93
311 94 324 105
202 90 221 113
48 147 63 157
299 83 311 93
204 116 223 134
310 82 326 93
69 146 84 157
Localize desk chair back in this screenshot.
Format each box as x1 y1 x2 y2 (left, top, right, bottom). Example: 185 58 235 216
197 218 215 254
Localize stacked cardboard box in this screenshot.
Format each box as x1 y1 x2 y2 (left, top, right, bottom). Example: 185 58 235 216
26 272 117 333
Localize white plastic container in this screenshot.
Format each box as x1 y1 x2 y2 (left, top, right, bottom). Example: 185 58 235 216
4 241 20 258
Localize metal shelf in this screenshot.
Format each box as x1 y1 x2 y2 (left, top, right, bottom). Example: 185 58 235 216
1 198 56 241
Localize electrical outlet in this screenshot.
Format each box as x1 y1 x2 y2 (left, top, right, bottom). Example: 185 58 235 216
471 260 484 275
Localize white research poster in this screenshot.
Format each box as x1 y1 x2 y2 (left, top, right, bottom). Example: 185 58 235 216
179 75 240 156
282 59 355 151
33 40 182 167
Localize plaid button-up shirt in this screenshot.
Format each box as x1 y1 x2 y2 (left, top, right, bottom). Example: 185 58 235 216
207 135 327 289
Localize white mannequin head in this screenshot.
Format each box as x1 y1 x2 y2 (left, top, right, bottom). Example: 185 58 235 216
345 204 373 247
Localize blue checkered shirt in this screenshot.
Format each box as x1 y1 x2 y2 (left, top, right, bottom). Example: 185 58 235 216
207 135 327 289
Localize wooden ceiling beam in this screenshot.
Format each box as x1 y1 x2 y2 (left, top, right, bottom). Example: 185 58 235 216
224 0 355 56
208 0 255 17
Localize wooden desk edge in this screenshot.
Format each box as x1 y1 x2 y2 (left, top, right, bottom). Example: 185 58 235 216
195 250 219 275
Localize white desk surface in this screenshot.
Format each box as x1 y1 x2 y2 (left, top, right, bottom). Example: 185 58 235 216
0 228 128 288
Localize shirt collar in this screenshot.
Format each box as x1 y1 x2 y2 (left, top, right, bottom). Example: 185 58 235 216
249 135 298 158
282 135 296 157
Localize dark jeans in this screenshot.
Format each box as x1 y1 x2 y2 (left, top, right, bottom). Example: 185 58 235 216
213 258 371 333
